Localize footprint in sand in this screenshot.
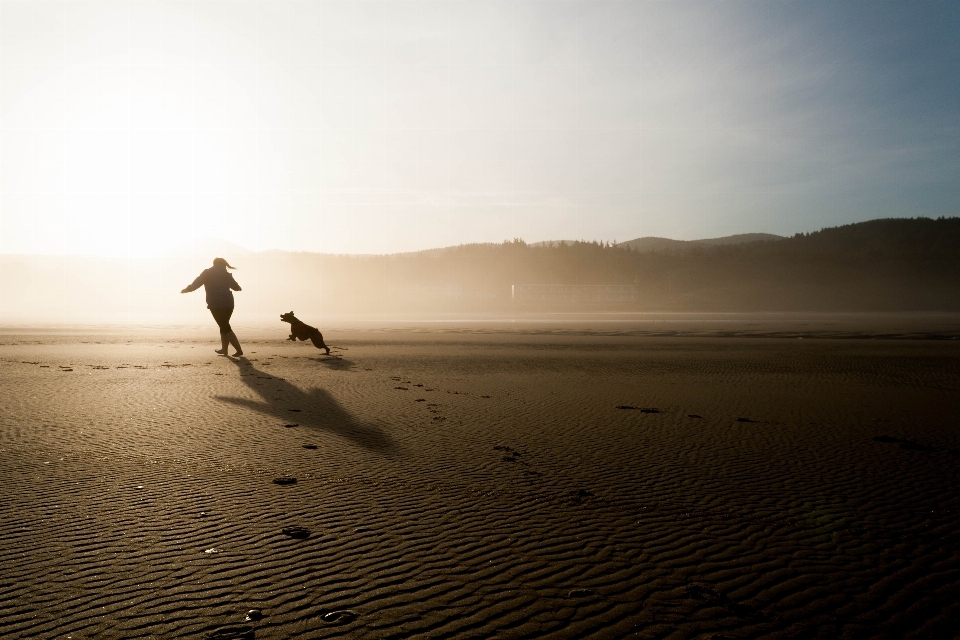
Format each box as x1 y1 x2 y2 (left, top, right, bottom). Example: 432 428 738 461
736 417 758 423
617 405 660 413
495 446 522 463
873 435 935 452
281 526 310 539
727 601 761 617
568 488 596 506
688 414 703 419
415 398 426 402
395 386 409 390
206 625 254 640
288 408 301 412
322 610 357 625
567 588 595 598
283 423 299 428
684 584 762 618
273 476 297 485
685 584 721 600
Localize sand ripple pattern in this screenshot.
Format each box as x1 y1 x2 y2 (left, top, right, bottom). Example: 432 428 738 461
1 333 959 638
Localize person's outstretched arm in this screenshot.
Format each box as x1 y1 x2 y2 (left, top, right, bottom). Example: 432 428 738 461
229 274 242 292
181 273 205 294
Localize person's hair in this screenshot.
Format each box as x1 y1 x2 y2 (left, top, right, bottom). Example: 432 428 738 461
212 257 236 269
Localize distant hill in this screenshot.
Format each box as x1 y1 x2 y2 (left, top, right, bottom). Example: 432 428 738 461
618 233 783 253
2 218 958 321
444 234 782 255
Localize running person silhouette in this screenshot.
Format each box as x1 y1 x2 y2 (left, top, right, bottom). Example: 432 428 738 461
181 257 244 356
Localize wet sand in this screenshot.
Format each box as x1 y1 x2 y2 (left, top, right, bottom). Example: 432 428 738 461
2 324 959 638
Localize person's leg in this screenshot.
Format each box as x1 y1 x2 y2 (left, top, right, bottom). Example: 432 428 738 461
217 332 229 355
227 330 242 356
210 308 232 355
217 307 242 356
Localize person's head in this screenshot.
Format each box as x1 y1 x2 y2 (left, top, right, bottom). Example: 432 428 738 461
212 257 235 270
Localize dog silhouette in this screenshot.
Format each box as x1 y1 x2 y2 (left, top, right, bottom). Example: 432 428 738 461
280 311 331 354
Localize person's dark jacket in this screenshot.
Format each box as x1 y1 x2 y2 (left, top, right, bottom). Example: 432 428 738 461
184 267 241 308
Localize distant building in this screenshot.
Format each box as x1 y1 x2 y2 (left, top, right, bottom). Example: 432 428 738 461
511 284 638 302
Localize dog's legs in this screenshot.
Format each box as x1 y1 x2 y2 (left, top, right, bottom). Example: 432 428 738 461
287 334 296 341
309 331 331 355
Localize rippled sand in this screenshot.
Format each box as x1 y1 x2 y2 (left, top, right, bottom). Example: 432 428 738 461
2 324 959 638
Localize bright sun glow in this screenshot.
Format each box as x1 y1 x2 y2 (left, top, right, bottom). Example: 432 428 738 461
2 2 958 258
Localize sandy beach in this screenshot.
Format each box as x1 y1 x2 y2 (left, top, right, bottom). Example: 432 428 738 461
2 321 959 638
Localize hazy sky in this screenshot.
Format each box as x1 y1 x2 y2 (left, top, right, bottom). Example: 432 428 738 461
1 0 958 257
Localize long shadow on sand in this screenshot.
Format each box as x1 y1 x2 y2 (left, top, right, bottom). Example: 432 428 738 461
214 357 396 455
311 355 356 371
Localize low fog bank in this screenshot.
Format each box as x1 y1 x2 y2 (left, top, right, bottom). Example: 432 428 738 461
2 218 958 325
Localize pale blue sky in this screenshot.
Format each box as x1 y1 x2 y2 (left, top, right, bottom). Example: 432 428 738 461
1 0 957 256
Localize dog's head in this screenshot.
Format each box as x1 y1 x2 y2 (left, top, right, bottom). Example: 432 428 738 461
280 311 297 324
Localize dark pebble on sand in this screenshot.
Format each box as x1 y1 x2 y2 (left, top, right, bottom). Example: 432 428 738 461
281 526 310 539
321 610 357 625
736 417 757 423
395 386 408 390
302 444 317 449
273 476 297 485
567 588 595 598
288 409 301 412
688 414 703 419
283 423 298 428
206 625 254 640
415 398 425 402
244 609 263 622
